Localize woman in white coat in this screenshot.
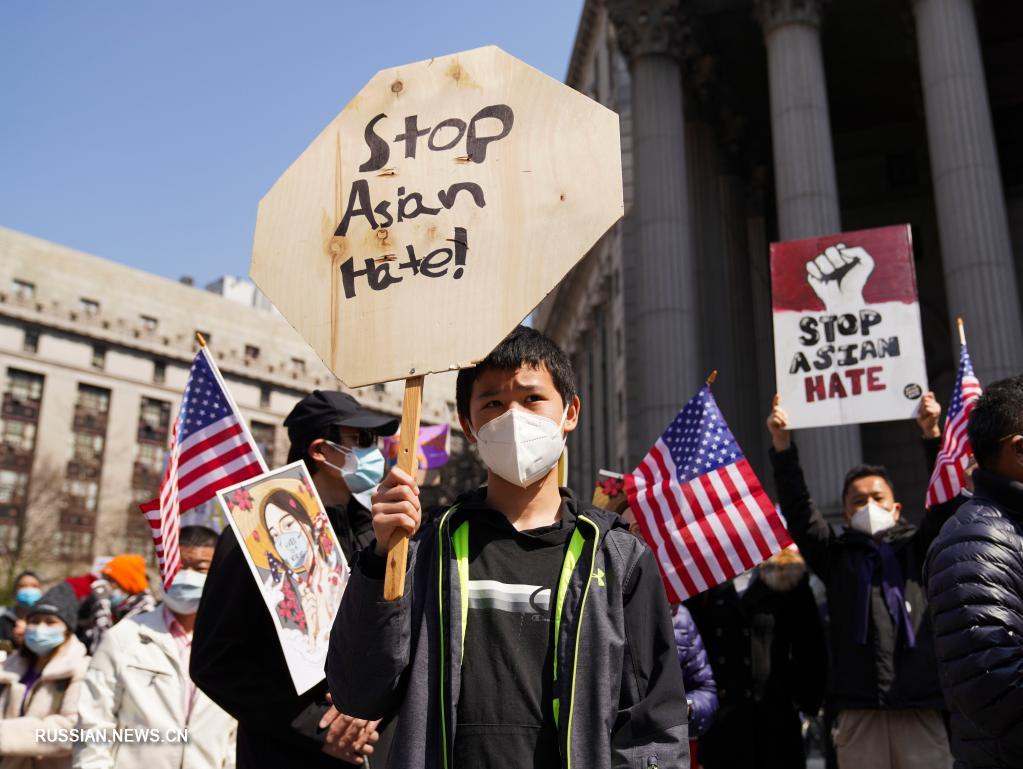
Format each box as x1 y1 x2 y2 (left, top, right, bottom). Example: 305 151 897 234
0 583 90 769
72 527 236 769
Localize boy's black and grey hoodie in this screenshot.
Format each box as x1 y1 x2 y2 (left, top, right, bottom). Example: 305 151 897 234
326 488 690 769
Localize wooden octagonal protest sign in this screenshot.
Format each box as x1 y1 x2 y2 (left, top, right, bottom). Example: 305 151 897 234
251 45 623 388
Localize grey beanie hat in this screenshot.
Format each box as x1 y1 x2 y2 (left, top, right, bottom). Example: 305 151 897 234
27 582 80 632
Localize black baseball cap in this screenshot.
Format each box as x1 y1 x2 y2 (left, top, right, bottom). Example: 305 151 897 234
284 390 399 445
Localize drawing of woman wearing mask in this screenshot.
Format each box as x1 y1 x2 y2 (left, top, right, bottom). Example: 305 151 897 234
260 489 347 652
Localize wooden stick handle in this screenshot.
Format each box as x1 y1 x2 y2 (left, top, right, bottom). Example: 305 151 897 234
383 375 425 601
956 317 966 347
706 370 718 386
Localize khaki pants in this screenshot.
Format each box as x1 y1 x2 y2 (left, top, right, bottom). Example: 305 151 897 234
833 709 952 769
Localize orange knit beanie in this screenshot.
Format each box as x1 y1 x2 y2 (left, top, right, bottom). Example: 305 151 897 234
102 554 148 594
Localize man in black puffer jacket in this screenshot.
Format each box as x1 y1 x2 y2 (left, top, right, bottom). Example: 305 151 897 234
925 376 1023 768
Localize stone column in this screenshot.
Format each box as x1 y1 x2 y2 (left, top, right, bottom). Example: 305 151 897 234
756 0 861 513
913 0 1023 382
746 167 779 485
608 0 701 462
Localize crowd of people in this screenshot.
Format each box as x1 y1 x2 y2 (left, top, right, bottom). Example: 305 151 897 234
0 325 1019 769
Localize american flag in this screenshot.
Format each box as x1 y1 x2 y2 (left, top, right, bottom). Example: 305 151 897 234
141 348 267 587
625 385 792 603
925 342 982 509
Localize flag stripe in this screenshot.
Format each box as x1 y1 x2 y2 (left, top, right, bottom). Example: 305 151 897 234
178 424 248 473
631 457 702 599
177 439 257 491
648 445 718 589
675 470 730 584
718 466 772 562
697 474 753 573
627 468 689 602
735 460 791 549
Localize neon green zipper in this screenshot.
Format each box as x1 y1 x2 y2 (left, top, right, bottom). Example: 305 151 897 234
438 507 599 769
436 505 461 769
563 514 600 769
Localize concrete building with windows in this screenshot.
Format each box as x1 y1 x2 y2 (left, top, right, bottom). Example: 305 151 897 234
538 0 1023 515
0 226 461 576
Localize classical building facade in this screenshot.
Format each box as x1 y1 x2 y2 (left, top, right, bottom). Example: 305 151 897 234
0 226 461 576
537 0 1023 515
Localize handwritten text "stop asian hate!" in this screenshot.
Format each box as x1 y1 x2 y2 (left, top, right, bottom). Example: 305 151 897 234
334 105 514 299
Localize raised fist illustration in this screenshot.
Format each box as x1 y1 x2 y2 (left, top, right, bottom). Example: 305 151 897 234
805 242 875 310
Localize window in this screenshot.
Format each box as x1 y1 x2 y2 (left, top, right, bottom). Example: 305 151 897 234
291 357 306 374
1 420 36 451
11 279 35 300
56 529 94 560
91 345 106 370
138 397 171 443
250 421 276 467
22 327 39 354
140 315 158 332
70 432 104 462
259 386 271 409
80 298 100 315
0 469 29 504
245 345 260 360
373 383 386 393
7 369 44 402
136 442 165 473
66 479 99 512
77 384 111 415
153 360 166 384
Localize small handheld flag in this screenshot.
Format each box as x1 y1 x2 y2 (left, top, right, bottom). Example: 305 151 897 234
925 326 982 509
625 384 792 602
140 344 267 587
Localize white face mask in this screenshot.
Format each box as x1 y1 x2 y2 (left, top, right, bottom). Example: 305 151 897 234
472 407 568 488
850 500 896 536
162 569 207 615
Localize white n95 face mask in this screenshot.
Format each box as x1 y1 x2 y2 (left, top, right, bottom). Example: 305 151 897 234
472 407 568 488
850 500 896 537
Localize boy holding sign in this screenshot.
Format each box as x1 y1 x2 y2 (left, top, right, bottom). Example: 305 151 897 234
326 326 689 769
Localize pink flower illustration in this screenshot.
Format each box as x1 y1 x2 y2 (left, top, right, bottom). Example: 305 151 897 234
229 488 254 512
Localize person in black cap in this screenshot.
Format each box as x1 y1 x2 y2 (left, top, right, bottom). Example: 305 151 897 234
0 582 90 767
191 390 398 769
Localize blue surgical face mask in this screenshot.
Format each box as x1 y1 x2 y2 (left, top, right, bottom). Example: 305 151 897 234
109 588 127 609
15 587 42 607
274 530 310 570
162 569 206 615
24 624 67 656
324 441 385 493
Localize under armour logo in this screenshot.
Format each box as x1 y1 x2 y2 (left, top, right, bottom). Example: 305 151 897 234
592 569 605 587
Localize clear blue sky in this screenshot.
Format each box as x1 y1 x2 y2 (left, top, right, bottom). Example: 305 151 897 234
0 1 584 285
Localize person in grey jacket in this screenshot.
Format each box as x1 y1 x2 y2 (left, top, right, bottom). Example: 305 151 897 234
326 326 689 769
924 376 1023 768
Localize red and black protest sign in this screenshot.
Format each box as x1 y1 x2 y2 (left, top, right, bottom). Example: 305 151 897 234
770 224 928 428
